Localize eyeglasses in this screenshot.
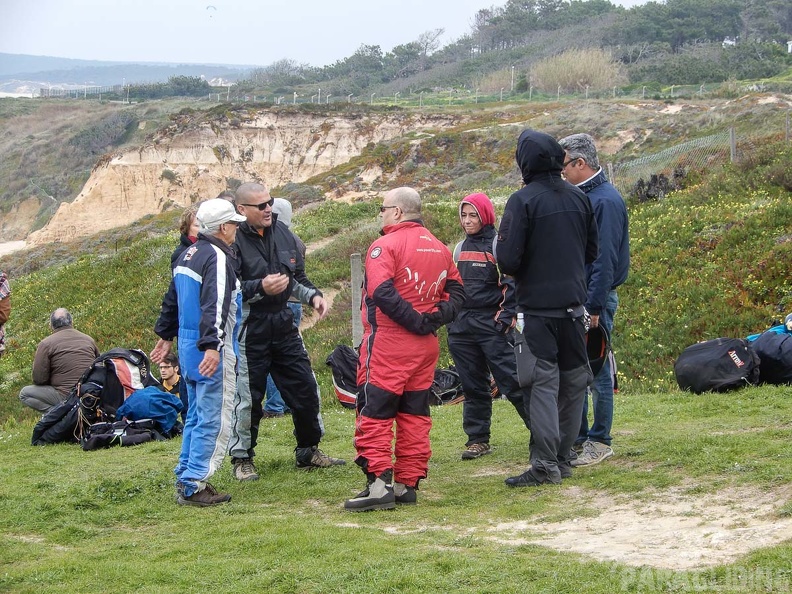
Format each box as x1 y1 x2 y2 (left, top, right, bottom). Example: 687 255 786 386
379 205 399 213
239 198 274 210
562 157 580 169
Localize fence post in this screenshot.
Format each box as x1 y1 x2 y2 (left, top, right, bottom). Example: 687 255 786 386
787 112 790 142
729 127 736 163
351 253 363 348
607 163 616 189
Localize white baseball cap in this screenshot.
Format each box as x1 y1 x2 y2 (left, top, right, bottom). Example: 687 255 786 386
196 198 246 229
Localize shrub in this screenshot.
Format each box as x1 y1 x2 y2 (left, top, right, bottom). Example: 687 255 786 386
531 48 627 93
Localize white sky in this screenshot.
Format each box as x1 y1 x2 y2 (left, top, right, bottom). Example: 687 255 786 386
1 0 648 68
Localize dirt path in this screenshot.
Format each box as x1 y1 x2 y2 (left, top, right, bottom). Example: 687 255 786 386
347 482 792 571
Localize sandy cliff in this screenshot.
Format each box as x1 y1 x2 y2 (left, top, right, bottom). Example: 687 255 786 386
26 110 459 246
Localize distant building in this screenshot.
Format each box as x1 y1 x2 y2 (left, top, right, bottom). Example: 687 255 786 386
787 40 792 54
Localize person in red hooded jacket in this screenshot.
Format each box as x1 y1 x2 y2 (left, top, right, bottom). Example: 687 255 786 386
344 187 465 512
447 193 530 460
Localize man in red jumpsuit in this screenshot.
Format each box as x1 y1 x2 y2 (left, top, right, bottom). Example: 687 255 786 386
344 187 465 512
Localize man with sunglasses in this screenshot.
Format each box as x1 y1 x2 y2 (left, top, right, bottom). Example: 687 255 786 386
228 182 344 481
344 187 465 511
559 133 630 467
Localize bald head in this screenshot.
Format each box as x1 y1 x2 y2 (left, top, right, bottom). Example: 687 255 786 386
385 187 421 219
235 182 269 204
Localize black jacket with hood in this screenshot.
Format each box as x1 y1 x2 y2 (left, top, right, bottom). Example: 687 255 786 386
496 129 599 311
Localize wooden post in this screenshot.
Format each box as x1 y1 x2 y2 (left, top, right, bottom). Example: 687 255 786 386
351 253 363 348
730 127 737 163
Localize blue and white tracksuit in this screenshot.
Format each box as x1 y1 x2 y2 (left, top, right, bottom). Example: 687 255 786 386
155 233 241 497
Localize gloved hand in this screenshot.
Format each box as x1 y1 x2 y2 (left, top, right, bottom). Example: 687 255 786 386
416 312 441 335
435 300 457 325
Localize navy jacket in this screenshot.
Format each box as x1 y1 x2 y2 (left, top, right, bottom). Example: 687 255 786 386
578 170 630 315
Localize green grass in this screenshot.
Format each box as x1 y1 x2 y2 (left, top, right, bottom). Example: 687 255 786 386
2 386 792 593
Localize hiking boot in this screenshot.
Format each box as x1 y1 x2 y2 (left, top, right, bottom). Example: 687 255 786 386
177 483 231 507
570 440 613 467
295 446 346 469
394 482 417 505
505 468 562 488
461 442 492 460
344 470 395 512
233 457 259 481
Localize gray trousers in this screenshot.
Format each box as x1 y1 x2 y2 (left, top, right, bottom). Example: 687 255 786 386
19 385 67 413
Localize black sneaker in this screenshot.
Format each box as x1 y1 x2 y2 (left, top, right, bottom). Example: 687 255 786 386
344 470 395 512
177 483 231 507
394 482 417 505
505 469 562 488
295 446 346 469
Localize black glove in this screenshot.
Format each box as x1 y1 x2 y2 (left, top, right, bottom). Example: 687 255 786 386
436 301 457 325
416 312 441 335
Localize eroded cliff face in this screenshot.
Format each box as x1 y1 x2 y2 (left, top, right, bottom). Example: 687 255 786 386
1 197 42 241
27 110 461 246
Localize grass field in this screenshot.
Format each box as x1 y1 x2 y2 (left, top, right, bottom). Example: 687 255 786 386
2 382 792 593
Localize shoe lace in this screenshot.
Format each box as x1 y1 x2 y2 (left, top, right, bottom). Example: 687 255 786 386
203 483 218 495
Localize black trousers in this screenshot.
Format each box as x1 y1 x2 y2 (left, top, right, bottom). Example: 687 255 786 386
448 327 530 446
521 314 591 481
229 309 323 458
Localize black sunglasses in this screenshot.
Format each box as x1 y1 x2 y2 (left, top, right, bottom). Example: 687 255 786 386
239 198 275 210
562 157 580 168
379 205 399 213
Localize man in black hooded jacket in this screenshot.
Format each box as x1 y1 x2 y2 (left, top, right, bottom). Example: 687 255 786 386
496 129 598 487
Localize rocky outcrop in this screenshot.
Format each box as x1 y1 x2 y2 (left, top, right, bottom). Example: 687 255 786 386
26 110 462 246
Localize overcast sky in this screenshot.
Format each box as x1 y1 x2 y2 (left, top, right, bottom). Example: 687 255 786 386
1 0 648 68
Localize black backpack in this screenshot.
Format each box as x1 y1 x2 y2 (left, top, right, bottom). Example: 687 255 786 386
751 332 792 385
674 337 760 394
326 345 359 409
76 348 161 424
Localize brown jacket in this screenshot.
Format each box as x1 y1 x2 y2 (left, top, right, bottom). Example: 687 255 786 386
32 327 100 396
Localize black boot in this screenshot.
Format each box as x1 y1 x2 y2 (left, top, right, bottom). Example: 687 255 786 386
344 470 395 512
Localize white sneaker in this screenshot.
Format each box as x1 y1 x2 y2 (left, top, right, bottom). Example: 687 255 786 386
570 440 613 467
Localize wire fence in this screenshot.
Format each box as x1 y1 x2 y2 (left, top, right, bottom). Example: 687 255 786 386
609 115 792 201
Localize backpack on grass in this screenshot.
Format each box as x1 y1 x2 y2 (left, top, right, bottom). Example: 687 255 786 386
751 332 792 385
326 345 359 409
674 337 760 394
32 348 161 445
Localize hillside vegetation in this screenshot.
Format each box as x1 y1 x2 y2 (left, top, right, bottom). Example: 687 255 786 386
1 127 791 423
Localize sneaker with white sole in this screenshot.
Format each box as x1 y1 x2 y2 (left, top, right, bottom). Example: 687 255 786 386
570 440 613 467
461 442 492 460
233 457 259 481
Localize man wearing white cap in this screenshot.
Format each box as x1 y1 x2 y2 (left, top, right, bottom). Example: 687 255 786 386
152 198 246 507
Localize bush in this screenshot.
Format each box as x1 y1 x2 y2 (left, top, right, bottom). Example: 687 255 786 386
531 48 627 93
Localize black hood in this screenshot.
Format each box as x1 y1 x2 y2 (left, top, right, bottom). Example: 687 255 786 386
515 128 565 184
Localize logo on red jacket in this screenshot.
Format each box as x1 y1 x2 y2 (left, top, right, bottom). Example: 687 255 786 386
370 247 382 259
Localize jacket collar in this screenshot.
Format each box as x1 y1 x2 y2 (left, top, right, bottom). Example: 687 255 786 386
380 219 425 236
577 168 608 194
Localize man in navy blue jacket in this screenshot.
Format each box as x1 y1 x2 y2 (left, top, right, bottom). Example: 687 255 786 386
559 133 630 467
152 198 246 507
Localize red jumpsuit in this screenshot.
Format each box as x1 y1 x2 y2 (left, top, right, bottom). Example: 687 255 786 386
355 221 464 487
